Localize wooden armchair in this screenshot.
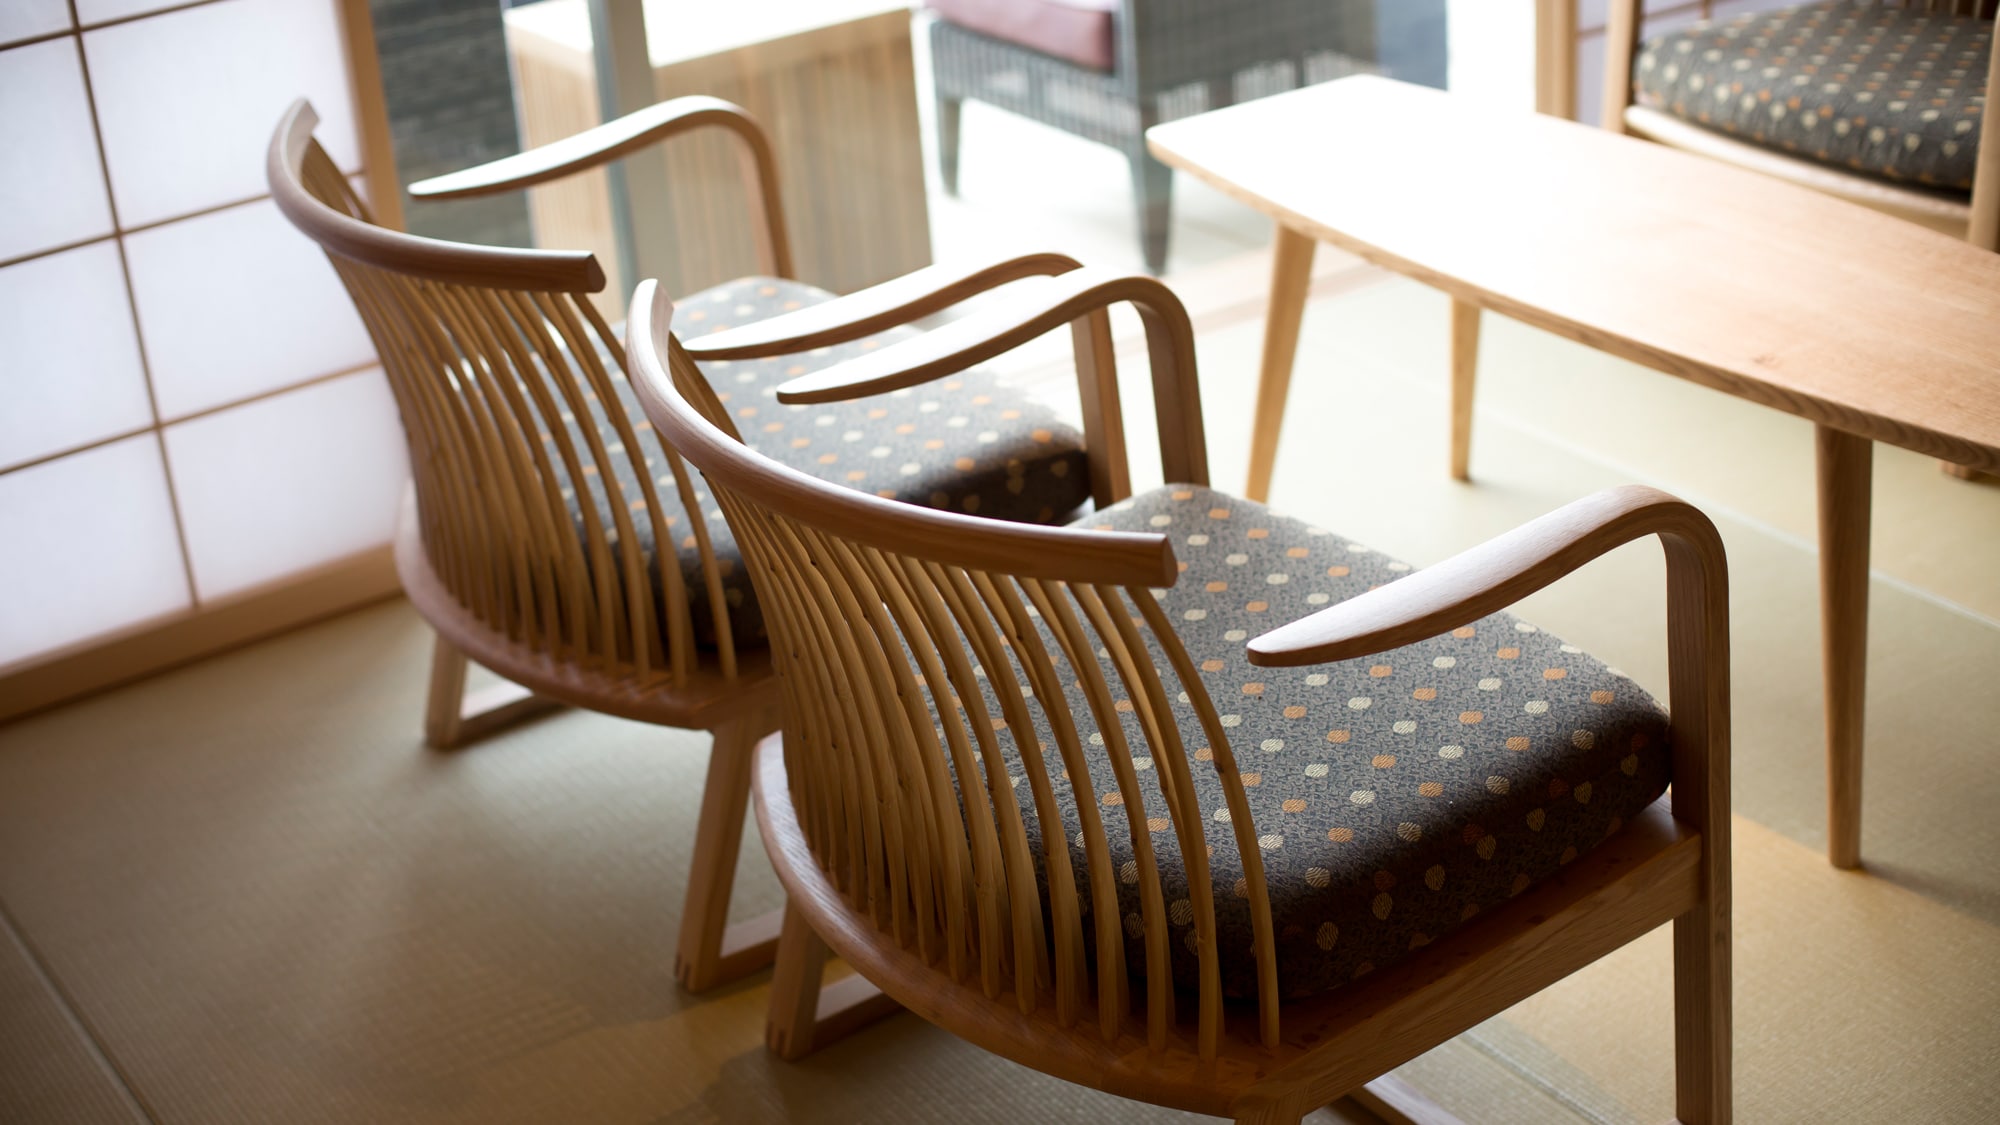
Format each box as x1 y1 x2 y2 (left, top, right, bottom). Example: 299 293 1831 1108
627 270 1734 1123
268 98 1103 991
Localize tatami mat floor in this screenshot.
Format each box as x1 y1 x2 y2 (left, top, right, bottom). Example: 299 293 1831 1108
6 72 2000 1121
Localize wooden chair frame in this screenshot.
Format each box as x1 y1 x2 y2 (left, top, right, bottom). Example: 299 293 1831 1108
271 97 1099 991
626 270 1734 1124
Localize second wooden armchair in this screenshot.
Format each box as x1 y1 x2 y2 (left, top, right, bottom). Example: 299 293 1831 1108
628 270 1735 1123
270 96 1106 991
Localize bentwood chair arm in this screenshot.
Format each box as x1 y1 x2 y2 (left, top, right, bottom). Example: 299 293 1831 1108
1248 485 1723 666
683 251 1085 360
628 279 1180 587
408 95 795 278
774 267 1208 504
271 102 604 293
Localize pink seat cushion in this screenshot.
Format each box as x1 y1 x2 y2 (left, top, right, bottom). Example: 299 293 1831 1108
929 0 1119 73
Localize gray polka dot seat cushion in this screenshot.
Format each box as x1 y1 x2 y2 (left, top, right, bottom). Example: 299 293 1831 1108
560 276 1091 646
966 486 1673 1001
1633 1 1990 191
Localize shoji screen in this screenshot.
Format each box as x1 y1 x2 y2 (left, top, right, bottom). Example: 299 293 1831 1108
0 1 405 698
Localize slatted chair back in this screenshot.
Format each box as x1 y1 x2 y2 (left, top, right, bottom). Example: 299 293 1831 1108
268 99 743 692
627 278 1292 1060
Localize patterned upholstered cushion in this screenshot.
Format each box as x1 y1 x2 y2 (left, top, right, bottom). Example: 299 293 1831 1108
565 277 1091 646
972 486 1673 1000
927 0 1119 72
1633 1 1990 191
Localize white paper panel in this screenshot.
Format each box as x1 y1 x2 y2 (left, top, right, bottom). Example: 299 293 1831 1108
0 39 115 261
0 434 190 666
74 0 196 23
0 242 154 468
84 0 358 228
0 0 71 46
165 369 407 600
126 198 375 419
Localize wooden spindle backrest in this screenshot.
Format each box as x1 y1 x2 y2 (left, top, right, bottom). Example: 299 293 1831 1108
627 282 1287 1057
267 100 742 686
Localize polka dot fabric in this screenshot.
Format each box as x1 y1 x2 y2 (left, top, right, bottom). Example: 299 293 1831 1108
560 276 1091 646
1633 1 1990 191
967 486 1673 1001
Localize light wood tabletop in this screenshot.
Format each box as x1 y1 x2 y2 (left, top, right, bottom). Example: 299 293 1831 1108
1148 76 2000 476
1148 75 2000 870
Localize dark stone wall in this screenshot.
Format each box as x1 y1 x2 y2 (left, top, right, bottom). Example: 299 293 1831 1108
368 0 531 246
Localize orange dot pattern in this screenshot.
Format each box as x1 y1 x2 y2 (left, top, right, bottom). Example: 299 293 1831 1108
1632 3 1990 190
567 278 1089 647
933 484 1670 1001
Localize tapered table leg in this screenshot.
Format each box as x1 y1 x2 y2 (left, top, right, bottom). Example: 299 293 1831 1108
1815 425 1871 869
1449 299 1481 482
1245 222 1316 503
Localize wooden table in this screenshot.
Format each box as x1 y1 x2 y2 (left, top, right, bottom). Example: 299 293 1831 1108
504 0 931 316
1148 75 2000 869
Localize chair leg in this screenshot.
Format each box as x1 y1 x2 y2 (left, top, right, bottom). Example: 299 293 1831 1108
1450 298 1481 482
937 95 963 196
1672 890 1733 1123
1230 1091 1308 1125
766 900 903 1060
676 715 785 991
422 633 561 749
1129 149 1174 275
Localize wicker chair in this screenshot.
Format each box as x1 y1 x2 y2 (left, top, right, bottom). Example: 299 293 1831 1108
928 0 1380 273
627 269 1734 1124
268 97 1100 991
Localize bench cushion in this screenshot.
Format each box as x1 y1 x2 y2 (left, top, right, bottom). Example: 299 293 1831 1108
562 277 1091 647
1633 0 1990 191
976 486 1673 1000
928 0 1119 73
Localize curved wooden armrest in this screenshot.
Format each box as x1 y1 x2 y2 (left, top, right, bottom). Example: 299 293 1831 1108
409 95 794 277
774 266 1208 489
682 251 1084 361
1247 485 1723 666
1244 479 1733 936
411 96 760 199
